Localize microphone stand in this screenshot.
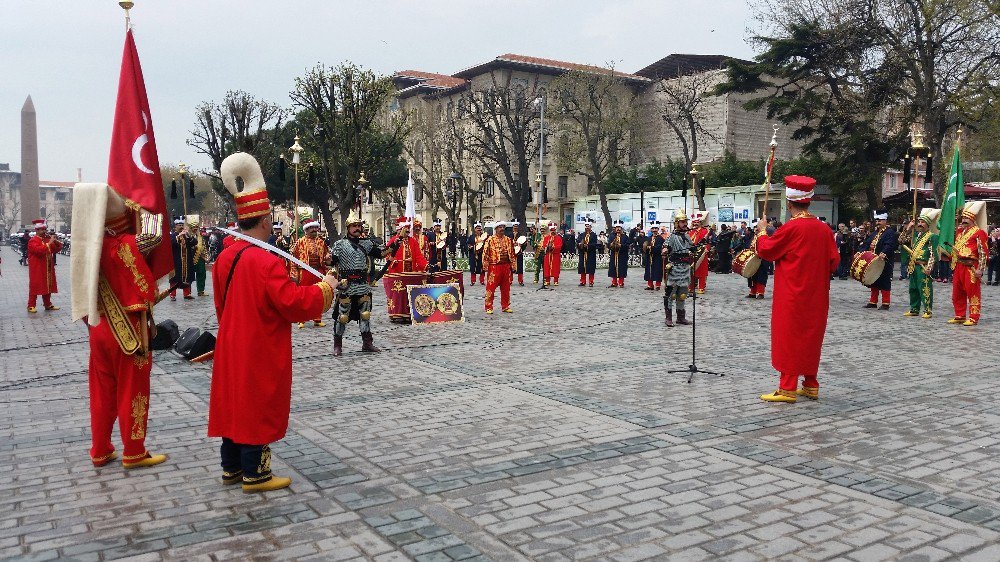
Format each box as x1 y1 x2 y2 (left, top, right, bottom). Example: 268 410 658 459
667 242 726 383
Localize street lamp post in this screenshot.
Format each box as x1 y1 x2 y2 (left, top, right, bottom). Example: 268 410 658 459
178 162 189 217
447 172 462 264
288 135 304 240
535 95 546 227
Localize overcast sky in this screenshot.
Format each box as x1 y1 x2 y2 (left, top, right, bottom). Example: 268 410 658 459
1 0 757 182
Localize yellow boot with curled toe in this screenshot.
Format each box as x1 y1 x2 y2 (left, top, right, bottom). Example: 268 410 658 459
243 476 291 494
123 453 167 469
796 386 819 400
760 389 797 403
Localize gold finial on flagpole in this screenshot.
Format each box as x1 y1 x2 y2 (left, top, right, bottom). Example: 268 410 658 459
956 124 963 149
119 1 134 32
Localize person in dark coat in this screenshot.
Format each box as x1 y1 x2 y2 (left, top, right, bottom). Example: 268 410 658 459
643 223 665 290
169 217 197 300
576 220 598 286
861 210 899 309
607 222 631 287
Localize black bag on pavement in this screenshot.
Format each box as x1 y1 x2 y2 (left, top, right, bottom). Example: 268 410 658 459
174 327 216 360
150 320 179 351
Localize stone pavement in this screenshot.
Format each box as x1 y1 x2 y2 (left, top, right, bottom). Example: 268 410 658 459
2 247 1000 561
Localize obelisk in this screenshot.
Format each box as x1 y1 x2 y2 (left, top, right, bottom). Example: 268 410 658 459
20 96 41 227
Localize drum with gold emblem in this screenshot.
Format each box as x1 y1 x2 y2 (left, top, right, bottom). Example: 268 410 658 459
850 251 885 286
732 249 761 278
382 271 426 322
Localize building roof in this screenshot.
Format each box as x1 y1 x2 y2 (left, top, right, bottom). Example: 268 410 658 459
634 54 748 81
39 180 75 188
883 184 1000 206
452 53 650 84
392 70 469 99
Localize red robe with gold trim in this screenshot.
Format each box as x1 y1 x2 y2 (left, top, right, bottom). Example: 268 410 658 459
28 235 62 295
951 225 989 322
89 230 159 463
290 236 329 285
387 235 428 273
687 226 711 280
755 215 840 376
541 234 563 280
209 240 333 445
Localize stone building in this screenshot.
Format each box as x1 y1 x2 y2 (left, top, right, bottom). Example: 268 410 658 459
633 54 806 166
0 164 75 236
362 52 809 236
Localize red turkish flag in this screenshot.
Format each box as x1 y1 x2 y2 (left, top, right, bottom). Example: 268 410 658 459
107 29 172 281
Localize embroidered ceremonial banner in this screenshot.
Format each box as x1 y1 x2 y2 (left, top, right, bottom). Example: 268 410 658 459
407 284 465 324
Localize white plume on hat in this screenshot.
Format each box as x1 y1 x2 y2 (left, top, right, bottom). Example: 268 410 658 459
70 183 111 326
303 220 320 230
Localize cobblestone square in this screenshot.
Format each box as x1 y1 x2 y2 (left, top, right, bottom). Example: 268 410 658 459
2 253 999 561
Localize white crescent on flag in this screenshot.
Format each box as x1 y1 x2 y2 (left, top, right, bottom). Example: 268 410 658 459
130 111 154 174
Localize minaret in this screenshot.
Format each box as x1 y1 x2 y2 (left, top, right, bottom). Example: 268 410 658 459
20 96 41 227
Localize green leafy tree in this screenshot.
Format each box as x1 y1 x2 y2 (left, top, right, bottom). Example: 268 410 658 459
290 63 409 237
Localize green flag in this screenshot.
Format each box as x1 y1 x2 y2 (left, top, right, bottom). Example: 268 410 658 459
937 144 964 257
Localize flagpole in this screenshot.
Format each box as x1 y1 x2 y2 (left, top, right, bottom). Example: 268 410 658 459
119 1 133 32
761 124 778 221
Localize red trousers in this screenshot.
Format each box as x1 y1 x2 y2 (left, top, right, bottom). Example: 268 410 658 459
580 273 595 285
780 372 818 392
750 282 766 295
690 275 706 291
169 286 192 298
470 273 485 285
869 288 890 305
952 264 982 321
611 278 625 287
88 316 152 464
28 293 53 308
485 263 512 311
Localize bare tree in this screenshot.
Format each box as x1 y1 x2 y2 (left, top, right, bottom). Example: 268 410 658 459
550 69 637 227
404 99 467 225
658 72 723 210
0 173 22 239
291 63 409 236
453 72 542 227
188 90 287 179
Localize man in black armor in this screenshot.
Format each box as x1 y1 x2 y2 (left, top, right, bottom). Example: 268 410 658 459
330 213 397 356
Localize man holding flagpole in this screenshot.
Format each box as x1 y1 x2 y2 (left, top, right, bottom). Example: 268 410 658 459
71 22 174 470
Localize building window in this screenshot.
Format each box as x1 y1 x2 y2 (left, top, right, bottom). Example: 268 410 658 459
55 191 67 201
39 189 46 200
587 177 594 195
558 176 568 199
484 177 495 197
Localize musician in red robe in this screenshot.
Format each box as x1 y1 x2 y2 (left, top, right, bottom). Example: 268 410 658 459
482 221 517 314
541 222 563 286
387 218 428 274
26 219 63 312
221 222 237 249
754 176 840 403
71 184 168 469
948 203 989 326
290 220 330 328
687 212 712 294
210 153 336 493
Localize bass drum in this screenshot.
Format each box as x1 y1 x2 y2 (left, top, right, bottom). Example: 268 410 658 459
732 249 761 279
850 251 885 286
514 235 527 254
